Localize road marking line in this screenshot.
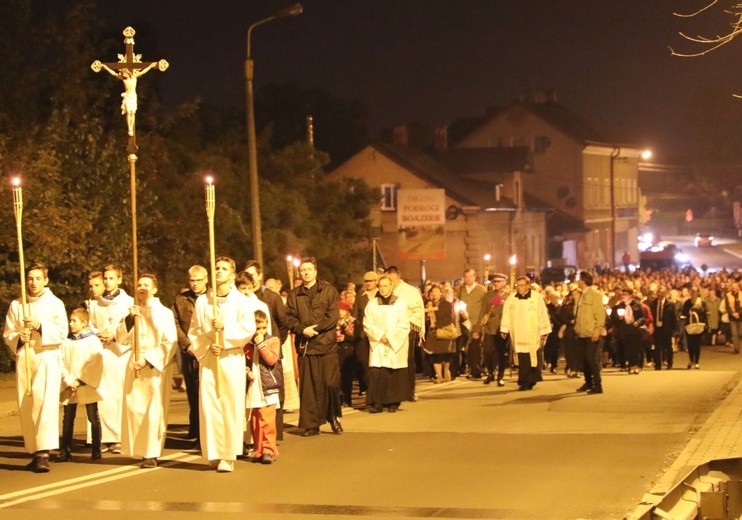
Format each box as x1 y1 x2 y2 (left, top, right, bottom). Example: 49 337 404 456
0 452 199 509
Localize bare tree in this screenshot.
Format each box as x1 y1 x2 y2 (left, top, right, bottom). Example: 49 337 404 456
670 1 742 57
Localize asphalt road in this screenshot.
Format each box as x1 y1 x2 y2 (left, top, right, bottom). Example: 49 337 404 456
660 234 742 272
0 345 739 520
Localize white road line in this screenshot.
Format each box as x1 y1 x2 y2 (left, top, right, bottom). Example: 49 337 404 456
0 452 200 509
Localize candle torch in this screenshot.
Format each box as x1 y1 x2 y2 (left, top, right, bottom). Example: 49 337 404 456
509 254 517 292
12 178 32 396
205 176 221 398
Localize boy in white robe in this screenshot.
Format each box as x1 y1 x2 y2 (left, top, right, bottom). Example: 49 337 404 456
3 263 68 472
58 307 104 462
117 273 177 468
88 265 134 453
189 257 255 473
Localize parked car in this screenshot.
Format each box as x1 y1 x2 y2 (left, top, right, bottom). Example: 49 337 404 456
694 233 713 247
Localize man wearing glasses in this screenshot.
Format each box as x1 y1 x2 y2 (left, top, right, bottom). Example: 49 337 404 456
500 276 551 391
172 265 208 445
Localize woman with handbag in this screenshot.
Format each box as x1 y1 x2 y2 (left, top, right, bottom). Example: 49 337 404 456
681 289 707 369
424 284 456 383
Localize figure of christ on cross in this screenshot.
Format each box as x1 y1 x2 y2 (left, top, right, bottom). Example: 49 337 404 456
91 26 168 140
98 63 158 137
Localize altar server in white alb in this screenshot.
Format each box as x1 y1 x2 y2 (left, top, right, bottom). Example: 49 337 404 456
189 257 256 473
58 307 105 462
3 263 68 472
87 265 134 453
116 273 177 468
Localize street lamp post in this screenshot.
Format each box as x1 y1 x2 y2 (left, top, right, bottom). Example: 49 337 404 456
246 3 303 268
609 146 620 269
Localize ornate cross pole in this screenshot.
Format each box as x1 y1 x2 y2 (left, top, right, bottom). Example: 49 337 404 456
91 27 168 372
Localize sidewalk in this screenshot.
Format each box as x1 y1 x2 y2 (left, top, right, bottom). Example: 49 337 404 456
628 346 742 518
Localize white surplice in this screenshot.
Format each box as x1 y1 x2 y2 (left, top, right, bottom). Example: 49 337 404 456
88 290 134 443
116 297 177 459
188 287 255 462
3 289 68 453
60 332 104 405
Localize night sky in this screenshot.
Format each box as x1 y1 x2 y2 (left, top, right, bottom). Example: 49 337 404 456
97 1 742 162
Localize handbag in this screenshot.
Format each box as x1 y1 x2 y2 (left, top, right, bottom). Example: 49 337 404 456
435 323 460 340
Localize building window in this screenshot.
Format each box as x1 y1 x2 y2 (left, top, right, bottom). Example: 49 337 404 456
380 184 399 211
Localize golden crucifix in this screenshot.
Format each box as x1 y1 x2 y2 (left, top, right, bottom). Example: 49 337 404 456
91 27 168 373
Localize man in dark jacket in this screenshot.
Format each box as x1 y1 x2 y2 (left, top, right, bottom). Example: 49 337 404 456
286 257 343 437
171 265 208 443
649 286 677 370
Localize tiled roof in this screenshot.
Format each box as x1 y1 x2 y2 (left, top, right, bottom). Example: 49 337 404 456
372 142 520 210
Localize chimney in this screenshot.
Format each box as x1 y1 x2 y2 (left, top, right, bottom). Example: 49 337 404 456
392 124 409 146
434 126 448 152
533 89 557 104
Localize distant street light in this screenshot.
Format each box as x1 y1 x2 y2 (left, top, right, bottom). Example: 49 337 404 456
246 3 303 268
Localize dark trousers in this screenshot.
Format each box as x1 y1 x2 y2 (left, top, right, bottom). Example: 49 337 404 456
62 402 101 455
653 333 673 369
408 329 420 398
623 335 644 369
181 351 200 439
355 337 370 390
467 334 482 377
579 336 603 389
483 332 510 381
687 333 702 364
298 352 342 430
483 333 496 379
544 335 560 369
338 343 363 405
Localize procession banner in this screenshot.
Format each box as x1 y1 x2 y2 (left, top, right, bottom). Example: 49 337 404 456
397 189 446 261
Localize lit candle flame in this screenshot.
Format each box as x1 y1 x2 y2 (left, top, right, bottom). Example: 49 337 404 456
205 175 214 185
484 254 491 261
293 258 301 268
509 254 517 265
286 255 293 262
11 177 21 187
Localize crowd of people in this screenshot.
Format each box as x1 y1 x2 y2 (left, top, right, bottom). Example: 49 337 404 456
5 258 741 474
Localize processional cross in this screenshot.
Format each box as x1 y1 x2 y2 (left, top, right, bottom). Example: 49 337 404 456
91 27 168 375
91 26 168 152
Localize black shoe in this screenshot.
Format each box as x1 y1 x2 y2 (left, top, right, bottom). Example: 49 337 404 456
330 418 343 434
141 458 157 468
577 383 591 392
27 455 50 473
497 380 505 387
91 451 102 460
261 453 274 465
56 450 71 463
301 428 320 437
483 377 493 385
587 387 603 395
368 405 383 414
388 405 399 413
